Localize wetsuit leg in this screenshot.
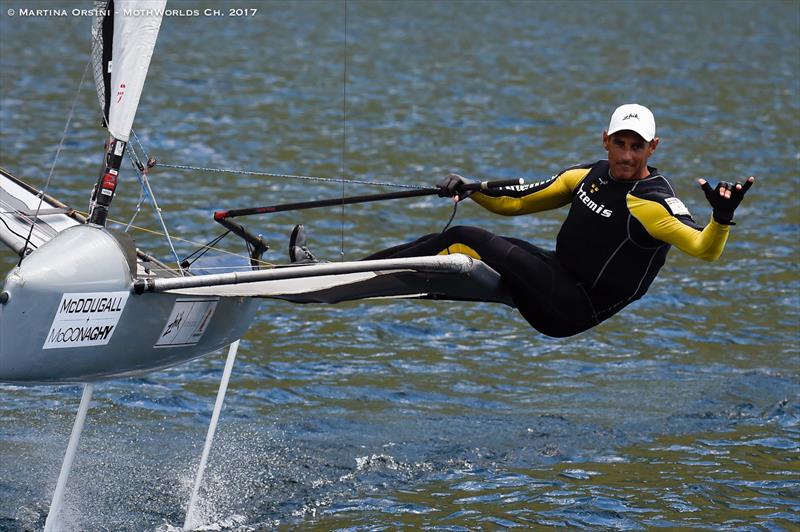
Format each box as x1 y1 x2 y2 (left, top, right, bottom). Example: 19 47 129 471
364 226 597 337
363 233 441 261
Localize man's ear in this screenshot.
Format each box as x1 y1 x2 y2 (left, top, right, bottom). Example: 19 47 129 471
649 137 660 154
602 130 609 150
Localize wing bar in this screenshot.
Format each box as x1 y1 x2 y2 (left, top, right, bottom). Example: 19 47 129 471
134 254 475 294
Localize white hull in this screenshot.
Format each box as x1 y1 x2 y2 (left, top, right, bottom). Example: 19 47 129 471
0 224 257 384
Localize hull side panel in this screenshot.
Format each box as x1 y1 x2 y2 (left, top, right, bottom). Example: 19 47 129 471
0 224 258 384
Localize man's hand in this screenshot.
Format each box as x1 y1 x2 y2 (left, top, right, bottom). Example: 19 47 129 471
698 176 755 225
438 174 475 202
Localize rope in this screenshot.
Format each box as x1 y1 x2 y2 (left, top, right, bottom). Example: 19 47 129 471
19 57 92 265
441 201 459 234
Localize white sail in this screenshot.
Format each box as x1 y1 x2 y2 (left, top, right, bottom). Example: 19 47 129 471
104 0 166 142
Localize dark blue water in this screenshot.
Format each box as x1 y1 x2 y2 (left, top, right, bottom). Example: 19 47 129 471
1 0 798 530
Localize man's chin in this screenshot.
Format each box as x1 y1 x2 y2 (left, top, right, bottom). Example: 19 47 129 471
613 167 636 180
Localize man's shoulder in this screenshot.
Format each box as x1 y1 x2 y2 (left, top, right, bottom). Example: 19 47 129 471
556 160 605 178
553 160 605 189
630 173 694 218
631 171 676 196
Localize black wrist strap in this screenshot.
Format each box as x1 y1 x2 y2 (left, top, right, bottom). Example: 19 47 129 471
713 211 736 225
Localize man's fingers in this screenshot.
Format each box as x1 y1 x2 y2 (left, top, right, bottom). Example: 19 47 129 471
731 177 755 200
699 179 713 194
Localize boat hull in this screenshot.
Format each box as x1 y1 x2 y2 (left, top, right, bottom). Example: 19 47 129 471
0 225 258 384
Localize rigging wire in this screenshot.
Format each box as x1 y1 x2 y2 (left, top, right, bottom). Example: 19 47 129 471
124 133 185 272
123 180 147 232
155 163 426 190
179 230 231 268
18 57 93 266
74 209 277 268
123 131 152 231
109 2 453 268
340 0 348 261
92 72 186 274
122 146 149 231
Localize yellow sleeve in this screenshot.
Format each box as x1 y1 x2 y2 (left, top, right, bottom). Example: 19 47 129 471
470 168 589 216
627 194 730 261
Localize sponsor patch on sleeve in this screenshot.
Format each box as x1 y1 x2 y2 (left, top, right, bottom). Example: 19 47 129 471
664 197 691 216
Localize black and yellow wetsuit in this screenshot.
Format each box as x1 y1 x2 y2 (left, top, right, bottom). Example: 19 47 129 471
366 160 731 337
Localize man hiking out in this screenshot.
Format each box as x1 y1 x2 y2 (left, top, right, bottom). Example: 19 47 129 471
291 104 755 337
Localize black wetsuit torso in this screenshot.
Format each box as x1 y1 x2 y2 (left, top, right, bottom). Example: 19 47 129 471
555 161 672 319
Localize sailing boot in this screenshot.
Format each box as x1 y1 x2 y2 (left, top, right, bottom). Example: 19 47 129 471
289 224 319 264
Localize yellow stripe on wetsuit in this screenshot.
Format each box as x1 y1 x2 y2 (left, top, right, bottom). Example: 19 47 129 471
433 169 590 259
436 243 482 260
627 195 729 261
470 168 590 215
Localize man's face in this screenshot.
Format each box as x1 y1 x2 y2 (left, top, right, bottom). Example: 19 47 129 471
602 130 659 181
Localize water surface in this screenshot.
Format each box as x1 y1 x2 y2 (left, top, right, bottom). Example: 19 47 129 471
0 0 798 530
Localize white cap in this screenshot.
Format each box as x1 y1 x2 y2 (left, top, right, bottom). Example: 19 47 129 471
607 104 656 142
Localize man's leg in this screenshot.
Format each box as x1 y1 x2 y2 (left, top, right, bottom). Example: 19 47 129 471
364 226 597 337
362 233 442 261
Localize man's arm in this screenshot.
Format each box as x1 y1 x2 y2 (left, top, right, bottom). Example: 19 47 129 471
468 167 589 216
627 177 755 261
627 197 729 260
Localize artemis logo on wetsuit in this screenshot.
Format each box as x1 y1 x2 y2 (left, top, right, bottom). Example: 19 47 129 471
576 182 613 218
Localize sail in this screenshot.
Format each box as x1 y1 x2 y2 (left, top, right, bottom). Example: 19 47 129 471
92 0 166 142
91 0 114 123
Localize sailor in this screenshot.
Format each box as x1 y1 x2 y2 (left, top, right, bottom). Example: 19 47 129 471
295 104 755 337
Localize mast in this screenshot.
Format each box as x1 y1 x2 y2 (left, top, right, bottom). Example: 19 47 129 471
88 0 166 226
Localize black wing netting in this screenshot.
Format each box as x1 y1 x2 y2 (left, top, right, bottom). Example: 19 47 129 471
91 0 113 125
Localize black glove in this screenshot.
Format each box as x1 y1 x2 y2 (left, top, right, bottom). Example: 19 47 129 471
437 174 475 199
699 177 754 225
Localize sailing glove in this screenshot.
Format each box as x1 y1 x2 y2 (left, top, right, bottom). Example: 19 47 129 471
699 178 754 225
438 174 475 200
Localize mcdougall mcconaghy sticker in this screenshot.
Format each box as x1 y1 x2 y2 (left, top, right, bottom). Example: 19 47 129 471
43 291 130 349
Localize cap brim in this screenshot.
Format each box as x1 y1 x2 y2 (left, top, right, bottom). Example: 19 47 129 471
607 127 654 142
